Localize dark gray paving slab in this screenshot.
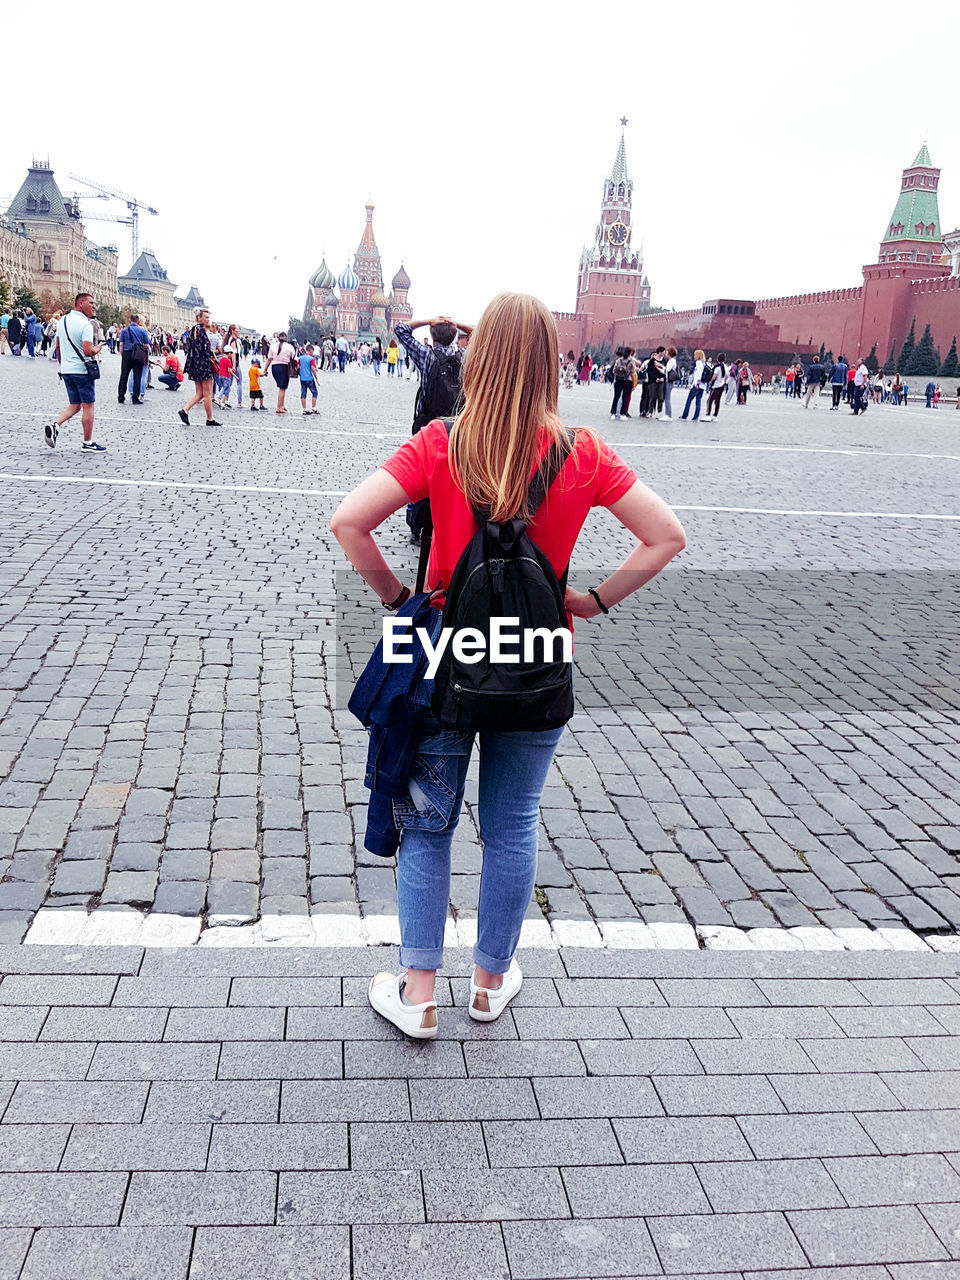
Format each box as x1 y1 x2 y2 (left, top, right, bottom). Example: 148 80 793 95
353 1222 510 1280
857 1109 960 1155
278 1171 423 1225
122 1171 276 1225
61 1122 210 1171
423 1168 570 1222
408 1077 537 1121
502 1215 659 1279
561 1162 710 1217
532 1075 663 1119
0 1172 127 1226
696 1158 847 1212
280 1079 410 1123
920 1203 960 1259
0 1124 69 1172
483 1118 622 1168
648 1210 808 1273
789 1204 949 1264
20 1226 192 1280
143 1081 280 1124
0 1230 31 1280
189 1226 351 1280
613 1115 754 1162
351 1120 487 1169
824 1153 960 1207
738 1112 878 1158
655 1074 786 1116
207 1122 347 1171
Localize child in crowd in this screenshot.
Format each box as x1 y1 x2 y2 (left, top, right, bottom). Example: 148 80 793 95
216 351 234 409
299 344 319 415
248 358 265 410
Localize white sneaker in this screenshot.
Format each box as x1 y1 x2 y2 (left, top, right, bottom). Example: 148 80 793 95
368 971 438 1039
469 958 522 1022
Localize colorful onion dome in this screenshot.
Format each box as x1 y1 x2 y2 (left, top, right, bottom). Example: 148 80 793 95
310 259 335 290
371 290 389 308
391 263 411 291
323 287 338 308
338 265 359 291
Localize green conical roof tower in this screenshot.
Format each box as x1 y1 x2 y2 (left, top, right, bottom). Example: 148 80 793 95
879 142 943 266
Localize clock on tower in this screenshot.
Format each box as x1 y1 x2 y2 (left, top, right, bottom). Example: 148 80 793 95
607 221 628 247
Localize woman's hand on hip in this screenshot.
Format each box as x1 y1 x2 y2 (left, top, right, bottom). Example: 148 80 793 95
564 588 602 620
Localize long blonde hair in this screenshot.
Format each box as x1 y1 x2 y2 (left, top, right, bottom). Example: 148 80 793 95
449 292 566 521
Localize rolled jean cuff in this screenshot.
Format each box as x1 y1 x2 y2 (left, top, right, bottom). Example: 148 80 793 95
473 943 514 976
398 943 446 972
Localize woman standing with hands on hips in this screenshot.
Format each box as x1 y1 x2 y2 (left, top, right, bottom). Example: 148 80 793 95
332 292 686 1039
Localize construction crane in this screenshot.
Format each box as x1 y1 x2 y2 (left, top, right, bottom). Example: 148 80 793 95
68 174 158 264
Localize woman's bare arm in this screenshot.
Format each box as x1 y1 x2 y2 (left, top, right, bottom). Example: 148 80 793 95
565 480 686 619
330 470 412 604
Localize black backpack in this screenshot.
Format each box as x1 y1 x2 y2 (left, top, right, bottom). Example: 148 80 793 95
700 362 713 385
431 422 576 733
412 347 464 432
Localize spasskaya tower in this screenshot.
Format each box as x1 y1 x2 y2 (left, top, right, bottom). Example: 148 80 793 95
554 121 652 355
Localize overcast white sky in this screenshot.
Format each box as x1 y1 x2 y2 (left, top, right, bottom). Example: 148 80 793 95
4 0 956 333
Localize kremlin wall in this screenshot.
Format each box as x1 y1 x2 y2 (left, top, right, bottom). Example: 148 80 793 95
555 135 960 375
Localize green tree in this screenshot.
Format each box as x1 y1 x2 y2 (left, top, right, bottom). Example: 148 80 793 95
287 317 327 345
14 284 42 314
882 342 897 375
864 343 880 374
817 342 826 362
898 317 916 371
939 336 959 379
585 339 611 365
905 323 939 377
96 303 124 328
0 276 9 312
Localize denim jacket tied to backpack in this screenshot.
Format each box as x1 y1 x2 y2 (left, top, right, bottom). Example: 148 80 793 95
348 592 443 857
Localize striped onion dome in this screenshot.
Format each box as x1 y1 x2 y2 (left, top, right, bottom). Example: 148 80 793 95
391 263 411 290
338 265 359 291
309 259 335 290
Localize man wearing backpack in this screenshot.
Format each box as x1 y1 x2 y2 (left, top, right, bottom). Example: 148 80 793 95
609 347 634 420
395 315 474 544
705 352 727 418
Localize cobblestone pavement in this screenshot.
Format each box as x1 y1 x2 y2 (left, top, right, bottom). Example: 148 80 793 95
0 353 959 947
1 942 959 1277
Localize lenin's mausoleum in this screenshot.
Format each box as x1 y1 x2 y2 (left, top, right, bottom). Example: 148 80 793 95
554 129 960 374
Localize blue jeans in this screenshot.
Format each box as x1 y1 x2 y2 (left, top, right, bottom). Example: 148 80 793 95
395 724 564 974
681 386 703 419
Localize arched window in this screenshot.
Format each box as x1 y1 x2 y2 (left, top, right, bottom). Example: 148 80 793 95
618 183 625 199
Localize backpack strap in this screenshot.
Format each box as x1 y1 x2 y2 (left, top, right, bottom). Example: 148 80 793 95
527 427 574 519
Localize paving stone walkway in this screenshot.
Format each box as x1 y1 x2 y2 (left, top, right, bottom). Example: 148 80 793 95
1 942 960 1278
1 355 959 947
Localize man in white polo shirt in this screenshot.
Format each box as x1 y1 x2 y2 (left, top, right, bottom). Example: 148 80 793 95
45 292 106 452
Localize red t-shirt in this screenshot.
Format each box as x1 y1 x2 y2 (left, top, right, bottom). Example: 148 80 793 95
381 419 637 595
218 355 232 378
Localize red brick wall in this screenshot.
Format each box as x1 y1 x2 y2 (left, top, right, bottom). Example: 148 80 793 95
756 289 864 361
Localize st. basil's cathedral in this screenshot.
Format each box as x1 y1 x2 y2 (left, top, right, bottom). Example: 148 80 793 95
303 200 412 341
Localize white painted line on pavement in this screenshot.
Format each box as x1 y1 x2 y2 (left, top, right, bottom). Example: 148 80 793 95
2 471 959 521
10 410 960 466
0 472 349 498
22 905 956 953
671 503 960 521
